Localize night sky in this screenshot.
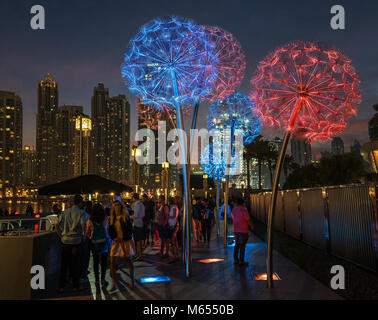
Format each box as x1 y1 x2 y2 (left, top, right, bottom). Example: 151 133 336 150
0 0 377 158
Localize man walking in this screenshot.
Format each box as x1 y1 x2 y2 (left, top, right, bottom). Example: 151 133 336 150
55 195 86 293
131 193 145 260
231 198 254 266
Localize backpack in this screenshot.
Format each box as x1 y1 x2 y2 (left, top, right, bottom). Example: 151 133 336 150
90 218 109 254
91 218 107 242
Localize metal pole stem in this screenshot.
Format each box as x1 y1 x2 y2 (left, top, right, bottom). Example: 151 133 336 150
185 102 199 261
217 178 220 237
266 98 302 288
224 124 235 248
171 72 191 278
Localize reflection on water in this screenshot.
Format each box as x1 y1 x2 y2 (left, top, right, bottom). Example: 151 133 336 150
0 197 64 216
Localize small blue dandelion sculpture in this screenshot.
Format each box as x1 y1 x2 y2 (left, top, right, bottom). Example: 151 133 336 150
200 141 240 180
207 92 263 146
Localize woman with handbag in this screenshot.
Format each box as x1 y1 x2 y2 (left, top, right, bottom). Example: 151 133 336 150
108 200 135 291
86 203 109 286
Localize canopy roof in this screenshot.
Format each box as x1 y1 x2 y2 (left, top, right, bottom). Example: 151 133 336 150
38 175 133 196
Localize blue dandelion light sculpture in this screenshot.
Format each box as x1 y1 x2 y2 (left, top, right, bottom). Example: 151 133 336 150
121 16 219 278
207 92 263 146
121 16 217 111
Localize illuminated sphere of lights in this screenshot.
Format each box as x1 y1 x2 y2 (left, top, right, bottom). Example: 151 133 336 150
201 26 246 103
207 92 263 145
200 141 240 179
121 16 217 111
250 41 361 142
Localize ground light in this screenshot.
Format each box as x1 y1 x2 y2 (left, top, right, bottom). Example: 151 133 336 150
198 258 224 264
254 273 281 281
140 276 171 284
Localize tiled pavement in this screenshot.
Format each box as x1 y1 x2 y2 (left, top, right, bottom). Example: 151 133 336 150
37 232 341 300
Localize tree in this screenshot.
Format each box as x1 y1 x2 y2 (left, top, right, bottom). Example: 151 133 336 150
318 153 366 186
283 153 366 190
283 155 298 180
243 142 254 190
265 145 278 188
368 104 378 141
283 164 321 189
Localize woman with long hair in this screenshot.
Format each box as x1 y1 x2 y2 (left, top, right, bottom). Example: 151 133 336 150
86 203 109 286
108 200 135 290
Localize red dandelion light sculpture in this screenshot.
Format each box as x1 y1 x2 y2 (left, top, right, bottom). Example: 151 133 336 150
251 41 361 142
250 41 361 289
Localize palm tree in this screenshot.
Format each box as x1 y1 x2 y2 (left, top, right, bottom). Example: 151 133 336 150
265 145 278 189
243 142 254 190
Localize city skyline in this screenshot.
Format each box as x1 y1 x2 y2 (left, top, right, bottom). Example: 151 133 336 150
0 1 377 159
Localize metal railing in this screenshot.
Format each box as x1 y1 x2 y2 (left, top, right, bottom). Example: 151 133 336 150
0 216 56 236
250 184 378 272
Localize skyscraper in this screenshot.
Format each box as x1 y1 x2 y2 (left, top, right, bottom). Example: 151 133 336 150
36 74 58 186
56 105 83 181
91 84 130 182
22 146 36 187
331 137 344 156
106 95 130 183
137 99 178 191
268 137 283 153
137 99 162 190
0 91 22 196
291 135 312 167
91 83 109 178
351 140 361 157
73 112 93 177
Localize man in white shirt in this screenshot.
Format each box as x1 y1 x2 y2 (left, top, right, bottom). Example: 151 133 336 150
131 193 145 260
54 195 85 293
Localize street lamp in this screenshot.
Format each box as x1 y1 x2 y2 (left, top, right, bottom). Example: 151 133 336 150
162 161 170 201
203 174 208 199
241 180 245 197
132 146 142 193
75 114 92 176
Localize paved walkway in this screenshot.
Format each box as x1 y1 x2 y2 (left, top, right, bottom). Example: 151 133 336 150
37 232 341 300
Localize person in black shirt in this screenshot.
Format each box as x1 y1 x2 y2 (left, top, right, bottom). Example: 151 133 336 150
201 199 214 247
142 194 154 248
192 198 203 243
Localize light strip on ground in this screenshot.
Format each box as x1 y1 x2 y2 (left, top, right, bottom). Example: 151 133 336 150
198 258 224 264
254 273 281 280
140 276 171 283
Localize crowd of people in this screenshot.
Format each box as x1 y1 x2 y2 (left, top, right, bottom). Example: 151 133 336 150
52 192 254 293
